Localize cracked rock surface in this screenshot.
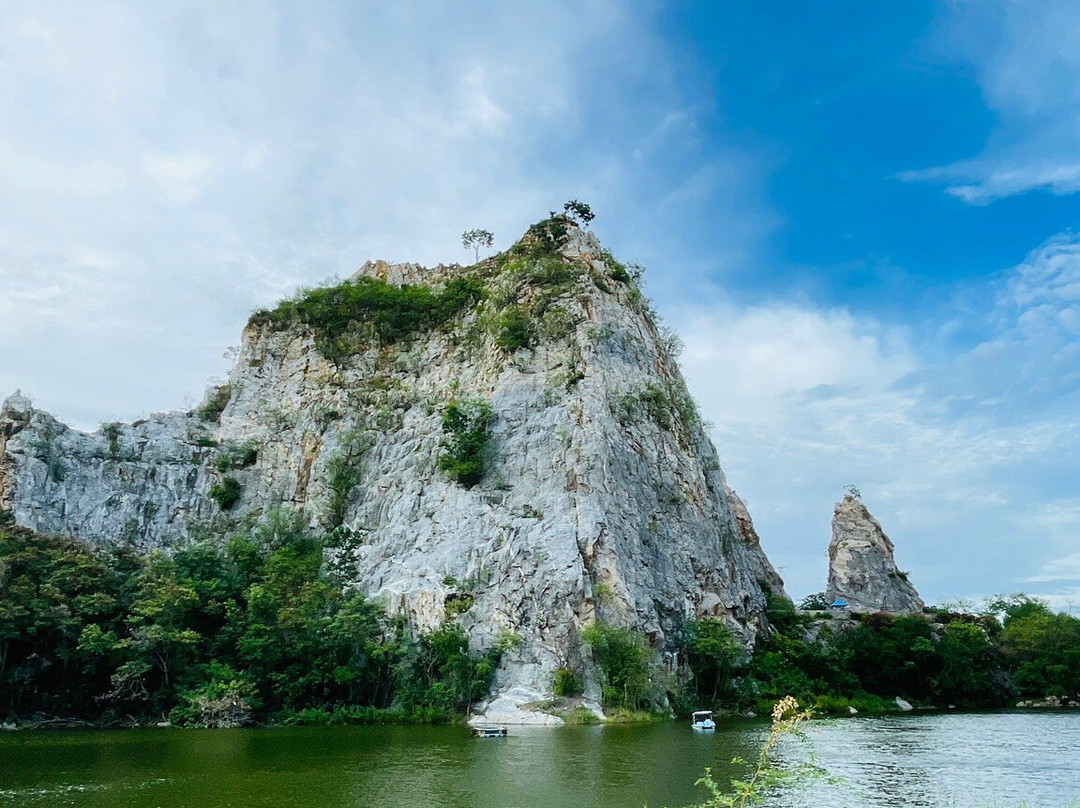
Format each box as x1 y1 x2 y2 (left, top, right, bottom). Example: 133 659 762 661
826 495 923 614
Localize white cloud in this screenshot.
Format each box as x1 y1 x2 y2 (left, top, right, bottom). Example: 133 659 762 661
900 162 1080 205
3 1 751 427
1026 553 1080 584
675 234 1080 605
1041 588 1080 616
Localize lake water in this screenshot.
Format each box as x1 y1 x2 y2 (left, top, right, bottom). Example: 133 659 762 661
1 712 1077 807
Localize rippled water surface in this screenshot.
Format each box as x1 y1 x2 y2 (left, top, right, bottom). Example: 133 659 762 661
1 712 1077 807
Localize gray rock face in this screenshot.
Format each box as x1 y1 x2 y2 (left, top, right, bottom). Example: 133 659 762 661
725 486 785 599
0 224 786 720
825 495 923 614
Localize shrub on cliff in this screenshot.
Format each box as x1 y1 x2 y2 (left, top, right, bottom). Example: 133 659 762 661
251 275 485 361
495 306 534 352
209 476 243 510
582 621 657 711
438 399 492 488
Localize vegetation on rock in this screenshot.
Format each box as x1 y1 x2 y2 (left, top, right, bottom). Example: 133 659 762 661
0 521 506 726
199 383 233 423
209 476 243 510
251 275 485 361
582 621 658 712
437 399 492 488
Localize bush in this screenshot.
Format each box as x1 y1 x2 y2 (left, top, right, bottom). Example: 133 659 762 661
524 216 570 256
323 428 371 528
582 622 657 711
810 692 894 716
566 707 601 725
209 477 243 510
276 705 453 726
602 250 631 283
552 666 584 698
101 422 122 458
528 257 574 287
496 307 534 352
799 592 828 611
445 593 474 616
438 399 492 488
395 624 503 713
169 663 259 727
766 593 801 634
199 384 233 423
252 275 485 360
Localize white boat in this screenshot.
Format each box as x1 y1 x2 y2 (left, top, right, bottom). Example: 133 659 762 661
472 725 508 738
691 710 716 732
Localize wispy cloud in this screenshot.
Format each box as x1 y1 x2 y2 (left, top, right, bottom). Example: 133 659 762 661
899 162 1080 205
903 1 1080 203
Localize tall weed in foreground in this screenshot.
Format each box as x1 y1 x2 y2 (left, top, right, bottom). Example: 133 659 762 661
675 696 827 808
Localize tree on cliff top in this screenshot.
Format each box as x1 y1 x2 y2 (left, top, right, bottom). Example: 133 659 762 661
461 228 494 262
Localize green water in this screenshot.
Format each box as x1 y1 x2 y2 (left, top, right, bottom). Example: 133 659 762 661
1 712 1078 807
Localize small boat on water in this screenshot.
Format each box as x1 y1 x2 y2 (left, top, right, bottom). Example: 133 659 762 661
691 710 716 732
472 725 508 738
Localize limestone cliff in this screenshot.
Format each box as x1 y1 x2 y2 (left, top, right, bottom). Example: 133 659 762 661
825 494 923 614
0 220 785 720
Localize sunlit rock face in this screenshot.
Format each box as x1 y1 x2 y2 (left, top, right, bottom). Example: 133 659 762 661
1 222 786 721
825 495 924 614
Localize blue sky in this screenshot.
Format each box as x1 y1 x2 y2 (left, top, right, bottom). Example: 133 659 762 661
2 1 1079 611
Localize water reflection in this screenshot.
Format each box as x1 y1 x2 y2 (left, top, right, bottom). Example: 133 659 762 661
0 712 1077 808
786 713 1080 808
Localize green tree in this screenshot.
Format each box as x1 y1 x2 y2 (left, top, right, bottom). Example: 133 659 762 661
0 527 122 718
933 621 1003 706
461 228 494 262
395 624 502 715
111 552 201 705
582 621 656 711
683 620 741 704
837 614 941 701
438 399 493 488
562 199 595 227
997 598 1080 697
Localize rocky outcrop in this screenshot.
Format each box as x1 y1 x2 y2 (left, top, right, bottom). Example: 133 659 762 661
726 486 785 599
825 495 923 614
0 220 786 721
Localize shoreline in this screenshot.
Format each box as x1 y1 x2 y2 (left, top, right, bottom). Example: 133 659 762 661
5 703 1079 734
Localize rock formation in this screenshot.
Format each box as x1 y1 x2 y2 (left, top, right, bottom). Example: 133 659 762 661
0 219 786 720
726 485 785 599
825 494 923 614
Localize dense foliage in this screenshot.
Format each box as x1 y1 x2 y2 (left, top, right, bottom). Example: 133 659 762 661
437 399 492 488
251 275 485 361
209 476 243 510
582 621 657 711
0 518 504 726
680 598 1080 715
5 513 1078 726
